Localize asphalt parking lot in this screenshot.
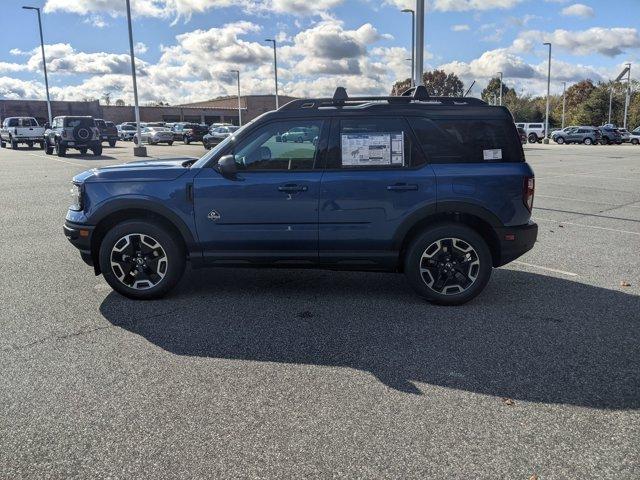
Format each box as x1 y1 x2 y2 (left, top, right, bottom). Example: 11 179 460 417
1 141 639 479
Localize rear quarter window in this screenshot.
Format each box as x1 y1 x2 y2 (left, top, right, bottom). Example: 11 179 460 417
410 117 524 163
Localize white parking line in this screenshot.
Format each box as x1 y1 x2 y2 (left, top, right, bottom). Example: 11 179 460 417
536 194 625 206
25 152 87 167
512 261 579 277
534 216 640 236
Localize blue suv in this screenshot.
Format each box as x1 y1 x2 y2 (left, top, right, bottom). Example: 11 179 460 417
64 87 537 305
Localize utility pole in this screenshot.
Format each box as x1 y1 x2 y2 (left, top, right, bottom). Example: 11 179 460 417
543 42 552 144
415 0 424 87
22 6 52 125
608 84 614 125
126 0 146 157
623 63 632 130
401 9 415 87
264 39 279 109
231 70 242 126
498 72 503 106
561 81 566 129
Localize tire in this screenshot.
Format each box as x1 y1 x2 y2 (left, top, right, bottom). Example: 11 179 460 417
527 133 538 144
203 142 210 150
55 141 66 157
584 138 593 145
98 220 186 300
297 136 303 143
39 141 45 150
45 140 53 155
92 145 103 156
27 141 33 148
632 139 639 145
556 137 564 145
168 141 174 146
108 140 116 147
184 137 191 145
602 137 609 145
79 147 88 155
0 140 5 148
11 138 18 150
404 223 493 306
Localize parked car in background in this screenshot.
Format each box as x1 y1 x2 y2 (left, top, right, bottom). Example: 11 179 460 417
94 119 118 147
203 125 240 149
280 126 317 142
618 128 631 143
630 127 640 145
515 122 546 143
553 126 601 145
599 126 623 145
133 126 174 145
45 116 102 157
516 127 527 144
550 126 578 139
183 124 209 144
0 116 46 149
117 124 136 141
170 122 199 141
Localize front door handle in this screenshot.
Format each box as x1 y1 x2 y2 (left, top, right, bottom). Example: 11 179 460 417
387 183 418 191
278 184 308 193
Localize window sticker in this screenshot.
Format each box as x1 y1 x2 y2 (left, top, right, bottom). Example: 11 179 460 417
341 132 405 167
483 149 502 161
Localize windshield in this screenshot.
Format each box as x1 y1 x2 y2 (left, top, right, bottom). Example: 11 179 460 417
191 118 260 169
150 127 169 132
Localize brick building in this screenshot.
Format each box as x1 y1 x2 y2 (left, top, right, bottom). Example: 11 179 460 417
0 94 292 127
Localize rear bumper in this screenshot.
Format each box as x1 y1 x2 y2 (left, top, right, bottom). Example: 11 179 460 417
63 221 95 266
494 221 538 267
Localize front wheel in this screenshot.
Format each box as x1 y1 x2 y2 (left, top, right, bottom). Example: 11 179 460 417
55 141 66 157
108 140 116 147
632 139 639 145
184 137 191 145
168 141 174 146
99 220 186 299
11 138 18 149
404 223 492 306
556 137 564 144
527 133 538 144
584 138 593 145
92 145 103 156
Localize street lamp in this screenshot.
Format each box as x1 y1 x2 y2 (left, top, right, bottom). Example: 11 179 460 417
401 8 415 87
22 6 52 125
498 71 503 106
415 0 425 87
543 42 552 144
561 81 566 129
125 0 146 157
623 63 632 130
230 70 242 126
264 39 279 109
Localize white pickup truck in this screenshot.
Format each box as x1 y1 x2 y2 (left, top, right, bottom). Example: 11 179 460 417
1 117 46 149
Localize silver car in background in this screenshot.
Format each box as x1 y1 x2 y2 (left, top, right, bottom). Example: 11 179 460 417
134 127 174 145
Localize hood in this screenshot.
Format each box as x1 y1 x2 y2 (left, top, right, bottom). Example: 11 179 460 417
73 157 198 183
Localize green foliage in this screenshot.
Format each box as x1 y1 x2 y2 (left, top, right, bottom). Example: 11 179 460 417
423 70 464 96
481 77 515 104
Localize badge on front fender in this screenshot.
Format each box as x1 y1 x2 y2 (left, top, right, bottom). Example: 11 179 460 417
207 210 221 221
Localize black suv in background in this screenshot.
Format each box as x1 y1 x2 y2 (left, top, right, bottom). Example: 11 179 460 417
171 122 199 142
45 116 102 157
183 124 209 144
94 119 118 147
599 126 623 145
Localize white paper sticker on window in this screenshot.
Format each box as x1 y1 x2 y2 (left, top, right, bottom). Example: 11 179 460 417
341 132 405 167
483 149 502 161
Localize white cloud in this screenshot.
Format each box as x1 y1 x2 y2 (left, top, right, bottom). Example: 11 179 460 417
134 42 148 55
83 14 108 28
0 76 45 100
0 62 27 73
517 28 640 56
561 3 594 18
385 0 522 11
451 24 470 32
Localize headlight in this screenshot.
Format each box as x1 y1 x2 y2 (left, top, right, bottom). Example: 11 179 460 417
69 183 83 211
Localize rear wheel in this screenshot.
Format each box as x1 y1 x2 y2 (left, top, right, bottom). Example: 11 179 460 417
584 137 593 145
404 223 492 306
79 147 88 155
108 140 116 147
44 139 53 155
39 141 45 150
11 138 18 149
632 138 639 145
527 133 538 144
168 141 174 146
99 220 186 300
556 137 565 144
184 137 191 145
92 145 103 156
602 137 609 145
27 141 33 148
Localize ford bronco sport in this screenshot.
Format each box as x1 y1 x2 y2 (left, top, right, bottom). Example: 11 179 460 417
64 87 537 305
45 116 102 157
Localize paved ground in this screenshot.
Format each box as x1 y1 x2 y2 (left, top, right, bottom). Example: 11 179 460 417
1 141 639 479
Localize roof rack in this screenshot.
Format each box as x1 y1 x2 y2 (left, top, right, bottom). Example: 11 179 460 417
279 86 487 111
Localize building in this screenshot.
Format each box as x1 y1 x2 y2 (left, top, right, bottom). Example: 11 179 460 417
0 94 292 127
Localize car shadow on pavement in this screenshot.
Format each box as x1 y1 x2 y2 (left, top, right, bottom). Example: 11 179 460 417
99 268 639 409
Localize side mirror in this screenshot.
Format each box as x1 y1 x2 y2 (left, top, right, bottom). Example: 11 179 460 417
217 154 237 178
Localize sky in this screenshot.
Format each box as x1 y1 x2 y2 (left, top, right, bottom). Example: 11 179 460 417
0 0 638 105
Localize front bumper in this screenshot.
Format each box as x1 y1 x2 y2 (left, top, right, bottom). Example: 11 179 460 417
494 221 538 267
63 221 95 266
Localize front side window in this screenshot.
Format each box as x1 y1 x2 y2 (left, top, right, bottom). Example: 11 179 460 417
7 118 18 127
232 120 323 171
411 117 522 163
331 117 422 169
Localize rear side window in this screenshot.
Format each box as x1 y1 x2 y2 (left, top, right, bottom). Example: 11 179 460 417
410 117 523 163
328 117 425 169
95 120 106 127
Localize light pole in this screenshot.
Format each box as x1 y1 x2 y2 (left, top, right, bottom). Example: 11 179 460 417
498 71 503 106
125 0 146 157
623 63 632 130
543 42 552 144
561 81 566 129
231 70 242 126
264 39 279 109
415 0 425 87
608 84 614 125
401 8 415 87
22 6 52 125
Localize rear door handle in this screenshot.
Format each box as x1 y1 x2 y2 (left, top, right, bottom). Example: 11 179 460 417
387 184 418 191
278 184 308 193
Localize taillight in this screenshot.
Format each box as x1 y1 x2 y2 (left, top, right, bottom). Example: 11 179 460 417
62 130 67 139
523 176 535 212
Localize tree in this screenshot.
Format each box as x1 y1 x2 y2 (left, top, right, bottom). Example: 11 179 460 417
481 77 515 104
422 70 464 96
101 92 112 106
115 99 126 107
391 78 412 96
